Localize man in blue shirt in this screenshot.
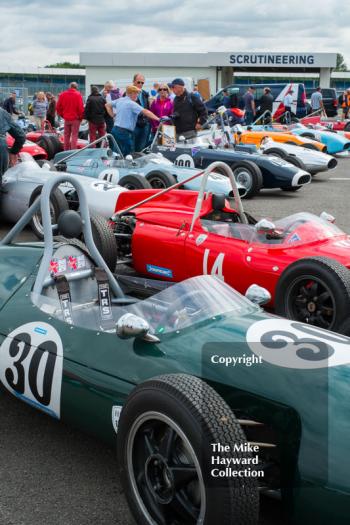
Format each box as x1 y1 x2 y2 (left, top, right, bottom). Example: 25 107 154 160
106 85 159 155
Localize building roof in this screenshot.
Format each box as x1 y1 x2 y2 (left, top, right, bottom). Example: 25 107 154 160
0 67 85 76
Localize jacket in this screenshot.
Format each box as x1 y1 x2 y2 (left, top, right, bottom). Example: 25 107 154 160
3 97 19 115
56 88 84 121
173 90 208 134
150 97 174 132
84 93 106 124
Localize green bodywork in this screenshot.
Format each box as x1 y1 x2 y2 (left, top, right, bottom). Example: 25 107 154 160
0 244 349 525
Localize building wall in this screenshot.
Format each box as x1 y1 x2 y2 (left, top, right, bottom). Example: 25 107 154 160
85 66 217 94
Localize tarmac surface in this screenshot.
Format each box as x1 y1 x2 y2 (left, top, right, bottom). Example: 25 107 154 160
1 155 350 525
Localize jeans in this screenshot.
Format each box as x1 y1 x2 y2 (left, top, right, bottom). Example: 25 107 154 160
88 122 106 146
64 119 81 150
244 111 254 125
134 122 151 152
111 126 134 156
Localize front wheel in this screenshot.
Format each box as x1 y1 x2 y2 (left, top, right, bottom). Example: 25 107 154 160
89 213 118 271
119 174 151 190
230 160 263 199
118 374 259 525
146 170 176 189
275 256 350 331
29 187 68 239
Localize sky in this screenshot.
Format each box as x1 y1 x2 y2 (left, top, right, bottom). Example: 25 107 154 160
1 0 349 70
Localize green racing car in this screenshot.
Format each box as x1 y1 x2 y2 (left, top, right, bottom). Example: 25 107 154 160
0 170 349 525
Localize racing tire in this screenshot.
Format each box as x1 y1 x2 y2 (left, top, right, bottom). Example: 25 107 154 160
47 135 63 156
89 213 118 272
29 187 69 240
146 170 177 189
275 256 350 332
117 374 259 525
36 159 57 170
230 160 263 199
281 186 301 192
118 174 152 190
285 155 307 171
344 122 350 132
301 143 320 151
37 135 55 160
300 133 315 139
263 148 287 159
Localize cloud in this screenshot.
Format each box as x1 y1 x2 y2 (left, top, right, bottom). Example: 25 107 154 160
0 0 349 69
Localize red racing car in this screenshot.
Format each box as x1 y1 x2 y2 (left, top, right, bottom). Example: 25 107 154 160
7 135 48 161
301 115 350 132
26 121 88 159
111 171 350 334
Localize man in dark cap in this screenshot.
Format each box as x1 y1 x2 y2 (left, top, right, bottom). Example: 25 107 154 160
257 87 274 122
172 78 208 137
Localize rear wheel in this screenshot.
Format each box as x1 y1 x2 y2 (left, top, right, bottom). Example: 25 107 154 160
301 143 319 151
275 256 350 331
118 374 259 525
89 213 118 272
37 135 55 159
146 170 176 189
119 174 152 190
285 155 307 171
230 160 263 199
29 187 68 239
264 148 287 159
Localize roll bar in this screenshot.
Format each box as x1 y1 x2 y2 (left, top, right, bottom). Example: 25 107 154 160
252 110 272 126
0 175 125 299
53 133 124 166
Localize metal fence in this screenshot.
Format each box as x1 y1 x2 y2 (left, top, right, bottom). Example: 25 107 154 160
0 87 29 113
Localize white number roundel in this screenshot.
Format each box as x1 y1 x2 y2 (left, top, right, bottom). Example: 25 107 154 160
246 318 350 369
174 154 195 168
0 322 63 418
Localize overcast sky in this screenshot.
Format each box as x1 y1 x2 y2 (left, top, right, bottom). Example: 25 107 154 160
1 0 349 70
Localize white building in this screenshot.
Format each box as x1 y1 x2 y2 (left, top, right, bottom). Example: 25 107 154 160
80 51 338 96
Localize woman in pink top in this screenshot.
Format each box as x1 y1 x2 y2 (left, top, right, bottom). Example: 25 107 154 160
150 83 174 135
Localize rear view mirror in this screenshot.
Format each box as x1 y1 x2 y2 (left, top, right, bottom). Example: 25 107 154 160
245 284 271 306
254 219 276 235
116 313 160 342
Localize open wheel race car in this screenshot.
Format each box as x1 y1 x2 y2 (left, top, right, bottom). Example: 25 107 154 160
52 134 247 198
0 173 350 525
112 162 350 335
149 123 311 198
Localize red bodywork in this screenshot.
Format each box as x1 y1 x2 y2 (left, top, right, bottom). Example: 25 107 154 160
114 190 350 305
301 116 350 131
26 129 88 149
7 135 48 159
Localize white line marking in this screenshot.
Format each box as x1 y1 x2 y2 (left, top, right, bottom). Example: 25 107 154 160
330 178 350 180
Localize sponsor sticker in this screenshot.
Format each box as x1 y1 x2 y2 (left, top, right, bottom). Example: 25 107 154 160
146 264 173 278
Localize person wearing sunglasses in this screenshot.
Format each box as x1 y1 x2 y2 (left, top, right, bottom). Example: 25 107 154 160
132 73 151 151
106 85 159 156
149 84 174 135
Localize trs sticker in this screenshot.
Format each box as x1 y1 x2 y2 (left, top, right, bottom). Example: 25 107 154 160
112 405 123 434
203 249 225 281
174 154 195 168
246 318 350 369
196 234 207 246
146 264 173 278
0 322 63 417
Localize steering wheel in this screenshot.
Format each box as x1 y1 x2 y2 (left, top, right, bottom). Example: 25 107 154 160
155 290 205 332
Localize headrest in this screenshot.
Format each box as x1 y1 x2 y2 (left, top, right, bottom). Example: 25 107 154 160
212 193 226 211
